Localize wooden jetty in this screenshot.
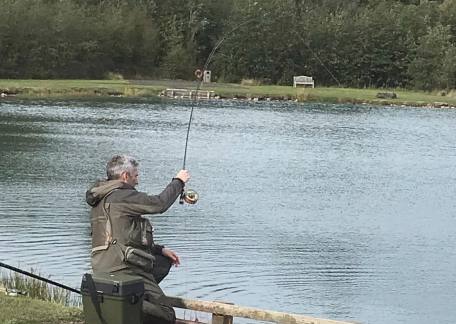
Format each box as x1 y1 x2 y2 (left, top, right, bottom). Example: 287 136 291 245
161 88 215 99
165 295 357 324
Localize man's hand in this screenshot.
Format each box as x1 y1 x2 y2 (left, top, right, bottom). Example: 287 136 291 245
162 247 181 267
175 170 190 183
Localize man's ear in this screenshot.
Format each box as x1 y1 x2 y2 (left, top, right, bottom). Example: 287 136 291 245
120 171 129 182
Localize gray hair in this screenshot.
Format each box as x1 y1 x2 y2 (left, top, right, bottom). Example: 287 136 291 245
106 155 139 180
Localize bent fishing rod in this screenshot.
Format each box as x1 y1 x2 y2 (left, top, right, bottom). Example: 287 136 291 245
178 69 204 205
178 13 265 206
179 6 340 205
0 261 80 294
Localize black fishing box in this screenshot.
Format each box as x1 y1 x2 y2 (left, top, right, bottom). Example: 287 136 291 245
81 272 144 324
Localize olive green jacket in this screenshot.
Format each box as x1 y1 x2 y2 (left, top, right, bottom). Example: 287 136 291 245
86 178 184 272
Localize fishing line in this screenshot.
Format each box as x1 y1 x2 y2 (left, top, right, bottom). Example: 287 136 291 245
177 17 264 319
178 15 258 205
180 13 263 173
0 261 80 294
302 39 341 87
180 18 255 172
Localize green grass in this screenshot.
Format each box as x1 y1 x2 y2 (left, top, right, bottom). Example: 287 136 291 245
0 294 83 324
0 270 80 306
0 79 164 98
0 270 83 323
293 87 456 106
0 79 455 107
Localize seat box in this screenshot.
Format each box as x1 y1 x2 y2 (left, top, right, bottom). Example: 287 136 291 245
81 272 144 324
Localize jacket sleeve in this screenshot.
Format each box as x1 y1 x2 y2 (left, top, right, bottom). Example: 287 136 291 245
120 179 184 215
152 244 165 255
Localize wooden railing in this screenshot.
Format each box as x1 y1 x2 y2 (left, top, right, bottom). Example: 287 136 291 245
163 296 357 324
161 88 215 99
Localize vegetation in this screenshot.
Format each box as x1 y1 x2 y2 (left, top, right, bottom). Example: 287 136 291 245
1 0 456 91
0 79 163 98
0 269 81 306
1 79 456 107
0 294 83 324
0 270 83 323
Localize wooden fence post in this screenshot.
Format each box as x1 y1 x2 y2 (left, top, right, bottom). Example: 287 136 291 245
212 301 234 324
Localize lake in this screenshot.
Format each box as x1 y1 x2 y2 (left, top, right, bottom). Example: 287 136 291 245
0 98 455 324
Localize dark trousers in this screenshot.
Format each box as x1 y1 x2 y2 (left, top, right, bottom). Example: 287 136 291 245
115 255 174 324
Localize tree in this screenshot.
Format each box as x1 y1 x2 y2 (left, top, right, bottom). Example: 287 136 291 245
408 24 453 90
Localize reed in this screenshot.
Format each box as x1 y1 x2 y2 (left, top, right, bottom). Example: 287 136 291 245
0 268 81 307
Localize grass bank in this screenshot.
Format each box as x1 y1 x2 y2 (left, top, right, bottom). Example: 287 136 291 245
0 294 83 324
1 79 455 107
0 269 83 323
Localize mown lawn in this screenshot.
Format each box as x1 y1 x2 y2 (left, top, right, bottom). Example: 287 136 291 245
0 79 455 107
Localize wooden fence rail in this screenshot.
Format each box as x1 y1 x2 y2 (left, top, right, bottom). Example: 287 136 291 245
163 296 357 324
161 88 215 99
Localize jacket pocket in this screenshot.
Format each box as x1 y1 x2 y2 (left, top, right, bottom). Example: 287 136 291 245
124 246 155 272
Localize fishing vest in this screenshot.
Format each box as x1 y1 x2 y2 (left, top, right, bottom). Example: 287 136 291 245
90 189 155 272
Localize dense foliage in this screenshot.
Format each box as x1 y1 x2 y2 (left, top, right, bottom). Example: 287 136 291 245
0 0 455 89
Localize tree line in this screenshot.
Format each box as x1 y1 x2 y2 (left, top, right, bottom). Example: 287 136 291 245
1 0 456 90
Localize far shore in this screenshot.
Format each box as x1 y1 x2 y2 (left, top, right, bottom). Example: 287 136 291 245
1 79 455 108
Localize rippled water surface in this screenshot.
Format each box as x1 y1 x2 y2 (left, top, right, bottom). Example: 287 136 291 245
1 99 456 324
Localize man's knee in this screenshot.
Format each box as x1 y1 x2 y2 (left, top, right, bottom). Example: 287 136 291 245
143 299 176 324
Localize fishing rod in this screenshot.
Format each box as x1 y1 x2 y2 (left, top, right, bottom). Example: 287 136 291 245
178 10 266 206
0 261 81 294
178 5 340 205
178 70 203 205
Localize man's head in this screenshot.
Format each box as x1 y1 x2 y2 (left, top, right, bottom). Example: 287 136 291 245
106 155 139 187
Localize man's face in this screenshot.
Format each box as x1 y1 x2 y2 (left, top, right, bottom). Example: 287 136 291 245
123 168 139 187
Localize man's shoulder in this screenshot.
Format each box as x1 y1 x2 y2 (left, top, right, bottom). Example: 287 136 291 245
107 185 143 201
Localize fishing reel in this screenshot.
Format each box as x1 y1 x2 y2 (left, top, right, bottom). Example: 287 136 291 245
179 188 199 205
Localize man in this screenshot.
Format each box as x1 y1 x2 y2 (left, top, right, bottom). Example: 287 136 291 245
86 154 190 324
